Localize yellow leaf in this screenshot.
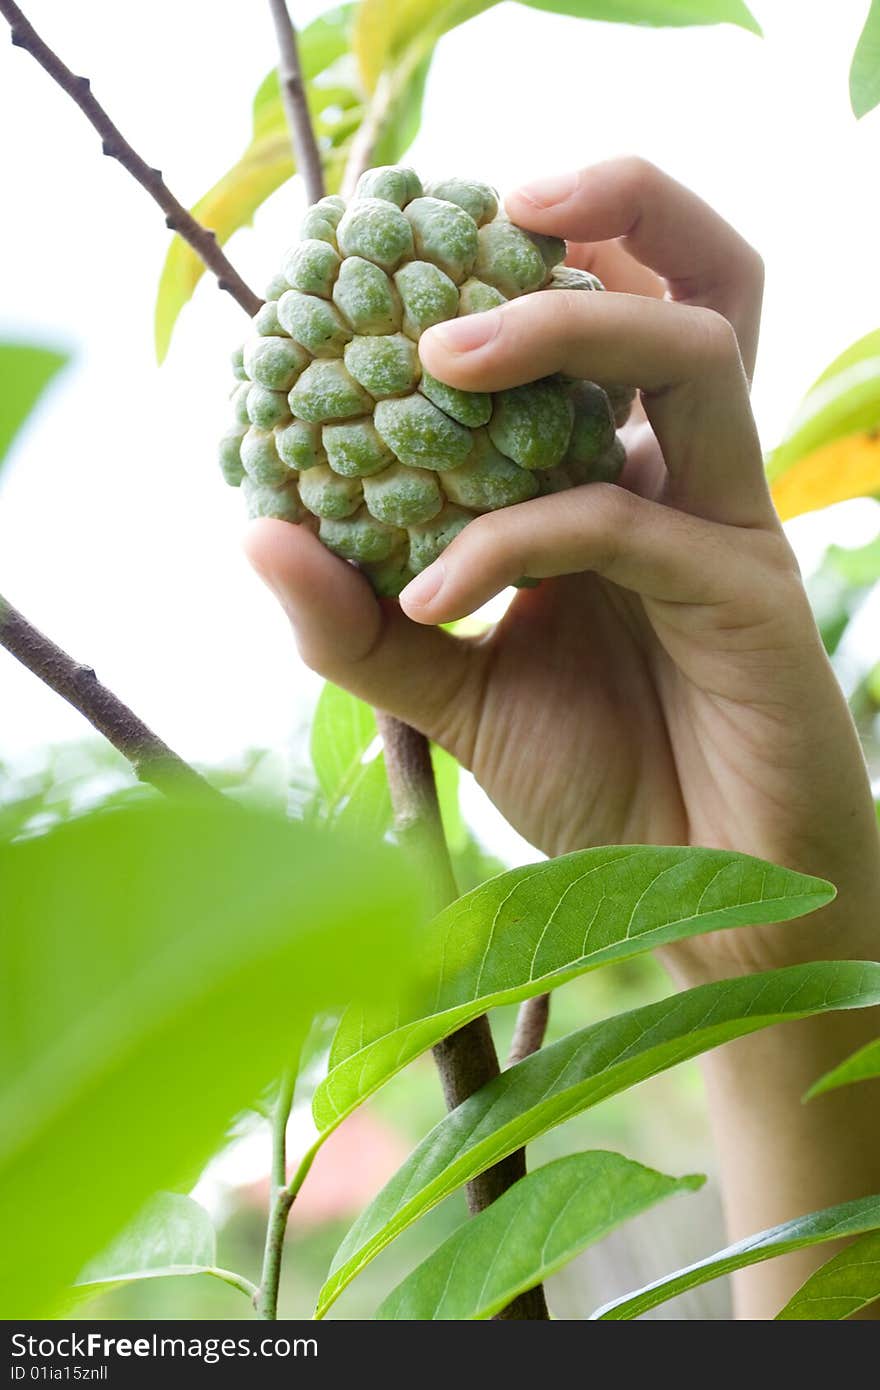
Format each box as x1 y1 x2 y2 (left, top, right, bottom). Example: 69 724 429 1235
352 0 490 91
154 136 293 363
772 431 880 521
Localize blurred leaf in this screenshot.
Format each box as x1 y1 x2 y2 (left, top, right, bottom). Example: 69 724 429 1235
0 343 68 473
520 1 760 33
313 847 834 1131
432 745 466 853
371 52 434 164
851 0 880 117
776 1229 880 1319
311 683 378 805
805 1035 880 1100
76 1194 251 1301
310 683 392 835
316 960 880 1314
827 531 880 586
352 0 758 93
813 328 880 389
772 433 880 521
0 799 421 1318
767 328 880 514
154 7 357 362
377 1151 703 1319
594 1190 880 1318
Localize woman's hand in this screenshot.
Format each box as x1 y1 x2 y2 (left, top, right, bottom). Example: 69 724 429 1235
246 158 880 984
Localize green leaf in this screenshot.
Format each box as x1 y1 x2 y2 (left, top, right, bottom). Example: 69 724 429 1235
851 0 880 117
372 51 434 164
377 1151 704 1319
316 960 880 1315
154 7 357 362
313 847 834 1131
311 682 379 807
0 799 421 1318
519 1 761 35
352 0 758 93
75 1193 252 1301
826 531 880 587
776 1229 880 1320
0 343 69 473
767 356 880 484
813 327 880 390
594 1191 880 1319
805 1036 880 1100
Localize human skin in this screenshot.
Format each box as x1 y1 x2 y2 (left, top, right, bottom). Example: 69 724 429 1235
246 158 880 1319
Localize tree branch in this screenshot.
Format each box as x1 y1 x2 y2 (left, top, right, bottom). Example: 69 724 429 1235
507 993 550 1067
376 713 548 1320
266 0 325 205
0 596 218 799
0 0 262 318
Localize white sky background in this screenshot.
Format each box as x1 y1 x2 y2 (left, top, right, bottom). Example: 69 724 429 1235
1 0 878 857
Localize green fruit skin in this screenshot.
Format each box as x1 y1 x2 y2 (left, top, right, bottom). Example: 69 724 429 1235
319 508 407 562
566 381 615 465
246 384 292 430
356 165 423 207
362 463 444 527
240 427 293 486
374 394 473 471
474 220 548 297
219 428 246 486
337 198 414 272
394 260 459 339
344 333 420 398
420 370 491 428
244 336 309 391
488 379 574 470
333 257 401 335
408 505 473 572
440 430 538 511
282 238 341 298
404 197 478 282
276 418 325 471
458 278 506 316
242 477 305 522
425 178 498 226
289 360 374 423
298 464 363 519
323 419 395 477
277 291 352 358
223 166 637 597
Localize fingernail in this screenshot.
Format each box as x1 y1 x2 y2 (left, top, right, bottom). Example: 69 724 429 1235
426 311 500 353
401 560 445 608
516 170 577 208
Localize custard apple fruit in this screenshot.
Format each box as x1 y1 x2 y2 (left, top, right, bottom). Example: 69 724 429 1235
220 166 634 596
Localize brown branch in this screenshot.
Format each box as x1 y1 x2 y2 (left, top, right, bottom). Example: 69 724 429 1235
507 993 551 1067
376 713 548 1321
0 596 218 800
266 0 325 205
0 0 261 318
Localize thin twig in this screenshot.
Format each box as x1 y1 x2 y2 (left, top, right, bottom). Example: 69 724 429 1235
0 596 218 799
255 1064 298 1319
340 70 395 197
0 0 261 318
507 993 550 1067
376 713 549 1320
266 0 325 204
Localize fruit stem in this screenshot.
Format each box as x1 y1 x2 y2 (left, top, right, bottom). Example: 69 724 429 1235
376 713 549 1320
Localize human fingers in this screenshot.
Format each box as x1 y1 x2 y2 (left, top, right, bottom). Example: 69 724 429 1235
244 519 483 761
420 290 773 527
506 157 764 376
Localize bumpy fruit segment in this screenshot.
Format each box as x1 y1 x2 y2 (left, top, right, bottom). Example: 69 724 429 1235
220 165 633 596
